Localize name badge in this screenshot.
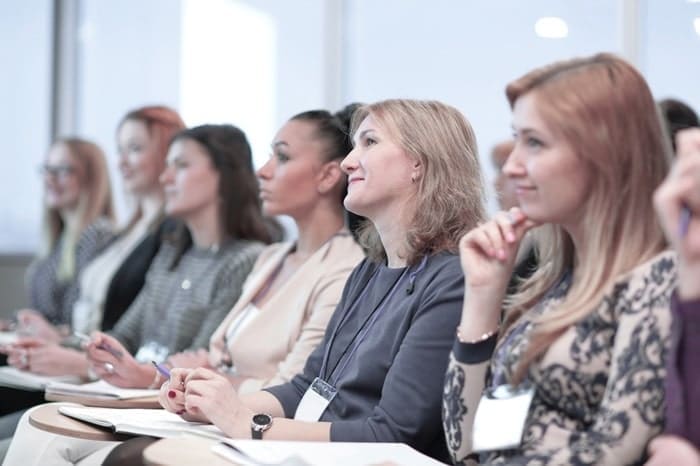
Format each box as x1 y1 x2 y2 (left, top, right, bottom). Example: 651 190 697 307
294 377 337 422
472 384 535 452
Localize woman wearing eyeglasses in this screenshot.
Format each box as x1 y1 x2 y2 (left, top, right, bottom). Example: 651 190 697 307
5 138 116 339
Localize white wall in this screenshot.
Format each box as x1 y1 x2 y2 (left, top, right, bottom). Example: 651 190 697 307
344 0 620 212
0 0 53 253
1 0 700 253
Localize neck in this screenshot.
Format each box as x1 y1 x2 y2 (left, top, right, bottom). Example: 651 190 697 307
139 191 164 222
184 204 225 250
59 207 82 233
373 215 410 268
293 202 345 258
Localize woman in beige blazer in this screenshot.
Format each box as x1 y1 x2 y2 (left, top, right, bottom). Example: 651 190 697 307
164 105 365 394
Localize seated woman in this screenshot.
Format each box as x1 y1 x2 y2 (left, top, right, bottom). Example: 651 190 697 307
442 53 676 465
82 123 270 388
645 129 700 466
8 137 115 338
0 137 115 417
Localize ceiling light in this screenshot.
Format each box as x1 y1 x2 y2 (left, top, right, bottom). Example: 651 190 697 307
535 17 569 39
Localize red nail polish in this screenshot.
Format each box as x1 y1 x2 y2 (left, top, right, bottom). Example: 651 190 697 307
168 390 176 399
176 409 185 415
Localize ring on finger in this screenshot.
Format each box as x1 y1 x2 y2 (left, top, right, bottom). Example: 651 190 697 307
104 362 115 374
19 352 28 368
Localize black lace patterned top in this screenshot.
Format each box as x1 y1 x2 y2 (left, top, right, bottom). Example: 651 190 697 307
442 250 677 465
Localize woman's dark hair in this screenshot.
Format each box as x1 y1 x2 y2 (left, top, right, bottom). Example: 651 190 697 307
168 124 273 267
289 103 365 239
658 98 700 152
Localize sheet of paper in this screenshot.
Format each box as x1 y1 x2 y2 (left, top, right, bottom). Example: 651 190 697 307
213 439 448 466
46 379 159 399
0 366 82 390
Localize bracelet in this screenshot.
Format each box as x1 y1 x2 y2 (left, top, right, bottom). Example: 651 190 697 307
456 326 498 344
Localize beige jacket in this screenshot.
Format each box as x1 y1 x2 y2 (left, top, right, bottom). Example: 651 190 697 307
208 232 364 394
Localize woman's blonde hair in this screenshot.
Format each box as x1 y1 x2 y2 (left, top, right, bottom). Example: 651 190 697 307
41 138 115 280
503 53 671 383
350 99 486 265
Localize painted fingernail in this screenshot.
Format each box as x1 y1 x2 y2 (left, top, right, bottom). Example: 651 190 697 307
168 390 176 399
176 409 185 415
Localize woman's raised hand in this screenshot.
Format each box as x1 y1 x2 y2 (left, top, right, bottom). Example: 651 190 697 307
459 207 537 293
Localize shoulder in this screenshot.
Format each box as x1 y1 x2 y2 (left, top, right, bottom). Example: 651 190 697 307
80 217 114 242
614 250 676 294
321 233 365 268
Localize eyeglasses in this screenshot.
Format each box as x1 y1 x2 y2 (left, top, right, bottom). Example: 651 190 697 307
39 164 77 179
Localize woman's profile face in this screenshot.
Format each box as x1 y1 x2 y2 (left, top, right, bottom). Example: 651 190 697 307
257 119 330 218
505 93 592 227
160 138 220 221
117 119 166 196
341 114 417 221
42 143 83 212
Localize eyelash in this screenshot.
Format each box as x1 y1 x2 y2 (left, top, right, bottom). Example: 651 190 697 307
525 137 543 149
364 137 377 146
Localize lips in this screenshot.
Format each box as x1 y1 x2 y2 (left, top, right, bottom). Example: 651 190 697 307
348 177 364 185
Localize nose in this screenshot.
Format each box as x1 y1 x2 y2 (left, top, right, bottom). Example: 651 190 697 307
340 148 358 175
159 165 173 186
502 144 525 178
256 157 274 180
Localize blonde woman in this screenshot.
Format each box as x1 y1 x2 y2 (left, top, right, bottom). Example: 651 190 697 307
11 138 115 340
443 53 676 465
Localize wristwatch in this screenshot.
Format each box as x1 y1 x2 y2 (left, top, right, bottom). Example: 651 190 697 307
250 413 273 439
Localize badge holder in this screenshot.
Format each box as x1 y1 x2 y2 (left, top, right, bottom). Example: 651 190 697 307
472 383 535 452
294 377 338 422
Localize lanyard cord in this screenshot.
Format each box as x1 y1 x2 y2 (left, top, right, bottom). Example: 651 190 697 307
319 255 428 383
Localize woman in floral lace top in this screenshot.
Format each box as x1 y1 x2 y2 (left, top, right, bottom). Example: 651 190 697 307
442 53 676 465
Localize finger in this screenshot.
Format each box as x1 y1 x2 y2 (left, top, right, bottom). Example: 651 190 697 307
184 367 219 383
480 221 511 260
169 368 189 388
676 128 700 159
494 211 517 243
463 227 497 258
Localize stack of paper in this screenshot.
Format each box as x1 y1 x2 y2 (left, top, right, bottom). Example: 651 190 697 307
0 366 82 391
58 405 226 439
212 439 448 466
46 380 159 399
0 331 18 345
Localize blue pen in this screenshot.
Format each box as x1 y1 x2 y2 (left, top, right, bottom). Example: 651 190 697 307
679 205 692 238
152 360 171 379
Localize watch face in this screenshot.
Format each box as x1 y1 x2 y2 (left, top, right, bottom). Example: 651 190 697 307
253 414 272 426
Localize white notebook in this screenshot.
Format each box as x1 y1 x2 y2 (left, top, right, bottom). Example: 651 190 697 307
0 331 18 345
0 366 83 391
58 406 226 439
46 380 159 399
212 439 448 466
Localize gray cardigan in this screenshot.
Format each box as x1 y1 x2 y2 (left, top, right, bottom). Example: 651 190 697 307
109 239 263 359
266 252 463 463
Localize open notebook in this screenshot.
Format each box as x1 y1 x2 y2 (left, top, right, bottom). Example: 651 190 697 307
212 439 448 466
0 366 82 391
46 380 159 399
58 406 226 439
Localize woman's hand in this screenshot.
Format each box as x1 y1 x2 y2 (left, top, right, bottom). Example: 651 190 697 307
654 128 700 299
15 309 63 343
0 337 44 370
85 332 151 388
460 207 537 292
646 435 700 466
4 339 88 376
167 349 211 369
183 368 253 437
159 368 208 423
